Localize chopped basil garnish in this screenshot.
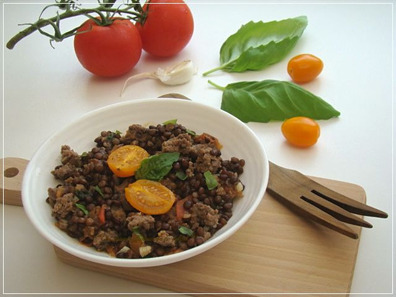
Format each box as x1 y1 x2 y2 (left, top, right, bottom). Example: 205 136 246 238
186 129 196 136
106 130 121 141
204 171 218 190
178 226 194 237
94 185 104 197
75 203 88 215
132 226 145 241
176 170 187 181
163 119 178 125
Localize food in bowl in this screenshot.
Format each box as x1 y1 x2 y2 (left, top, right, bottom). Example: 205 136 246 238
46 121 245 259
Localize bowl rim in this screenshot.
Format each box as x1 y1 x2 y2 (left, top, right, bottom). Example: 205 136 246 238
22 98 269 267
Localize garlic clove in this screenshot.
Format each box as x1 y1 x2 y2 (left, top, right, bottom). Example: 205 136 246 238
120 60 197 96
156 60 197 86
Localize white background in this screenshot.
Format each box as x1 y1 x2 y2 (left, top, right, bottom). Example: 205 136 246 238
1 0 395 295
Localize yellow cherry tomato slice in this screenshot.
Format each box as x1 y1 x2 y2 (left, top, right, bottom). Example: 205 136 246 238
125 179 176 215
281 117 320 148
287 54 324 83
107 145 149 177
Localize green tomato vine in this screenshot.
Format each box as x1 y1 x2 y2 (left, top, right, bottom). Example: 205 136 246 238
6 0 147 49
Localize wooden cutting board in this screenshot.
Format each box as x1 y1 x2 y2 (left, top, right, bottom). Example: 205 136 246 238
53 176 364 297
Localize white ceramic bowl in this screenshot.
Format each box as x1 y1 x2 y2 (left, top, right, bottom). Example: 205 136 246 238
22 98 269 267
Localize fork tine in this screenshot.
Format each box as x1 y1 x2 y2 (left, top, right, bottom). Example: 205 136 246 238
301 191 373 228
308 180 388 218
267 161 388 239
269 161 388 218
267 187 359 239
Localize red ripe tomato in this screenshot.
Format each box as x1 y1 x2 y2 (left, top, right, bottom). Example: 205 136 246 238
74 18 142 77
136 0 194 57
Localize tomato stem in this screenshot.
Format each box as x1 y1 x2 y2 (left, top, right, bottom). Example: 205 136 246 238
6 1 144 49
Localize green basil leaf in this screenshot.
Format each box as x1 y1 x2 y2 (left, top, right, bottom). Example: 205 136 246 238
204 171 218 190
212 80 340 123
75 203 88 215
186 129 196 136
203 16 307 75
179 226 194 237
135 152 180 181
94 185 104 197
163 119 177 125
132 226 145 241
176 170 187 181
106 130 120 141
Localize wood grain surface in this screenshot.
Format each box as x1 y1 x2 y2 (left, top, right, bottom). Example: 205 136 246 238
54 176 365 297
0 157 28 206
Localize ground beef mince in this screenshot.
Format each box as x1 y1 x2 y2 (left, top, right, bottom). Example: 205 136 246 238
46 122 245 259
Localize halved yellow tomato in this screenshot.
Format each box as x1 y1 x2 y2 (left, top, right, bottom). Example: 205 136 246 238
107 145 149 177
125 179 176 215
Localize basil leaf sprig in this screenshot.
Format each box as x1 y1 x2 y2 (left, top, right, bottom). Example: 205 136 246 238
135 152 180 181
209 80 340 123
203 16 308 76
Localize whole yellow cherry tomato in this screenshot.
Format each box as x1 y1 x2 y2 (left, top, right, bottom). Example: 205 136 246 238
281 117 320 148
287 54 324 83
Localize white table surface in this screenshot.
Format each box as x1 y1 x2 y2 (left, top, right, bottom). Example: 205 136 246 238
1 0 395 295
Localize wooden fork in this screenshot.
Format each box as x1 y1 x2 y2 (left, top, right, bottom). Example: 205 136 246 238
267 162 388 239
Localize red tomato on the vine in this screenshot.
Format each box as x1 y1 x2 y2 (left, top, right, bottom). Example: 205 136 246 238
74 18 142 77
136 0 194 57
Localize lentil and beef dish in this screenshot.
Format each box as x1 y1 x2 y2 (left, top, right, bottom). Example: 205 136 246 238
46 122 245 259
